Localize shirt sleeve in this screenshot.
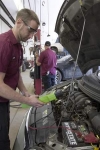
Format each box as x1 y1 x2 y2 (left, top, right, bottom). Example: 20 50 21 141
0 41 12 73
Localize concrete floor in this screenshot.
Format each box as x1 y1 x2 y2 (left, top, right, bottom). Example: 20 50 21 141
9 69 34 149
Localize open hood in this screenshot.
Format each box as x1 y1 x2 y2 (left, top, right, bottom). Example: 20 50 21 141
55 0 100 73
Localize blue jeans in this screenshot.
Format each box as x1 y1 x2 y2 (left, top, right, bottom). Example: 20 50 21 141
42 74 55 91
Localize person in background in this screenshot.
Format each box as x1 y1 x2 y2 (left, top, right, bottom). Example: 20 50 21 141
0 8 44 150
35 41 57 91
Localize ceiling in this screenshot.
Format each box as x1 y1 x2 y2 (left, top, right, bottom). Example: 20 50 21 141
0 0 64 44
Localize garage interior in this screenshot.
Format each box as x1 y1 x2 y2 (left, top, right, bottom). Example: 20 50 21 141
1 0 100 150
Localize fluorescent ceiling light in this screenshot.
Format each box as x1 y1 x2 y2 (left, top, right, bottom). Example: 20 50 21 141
13 0 23 10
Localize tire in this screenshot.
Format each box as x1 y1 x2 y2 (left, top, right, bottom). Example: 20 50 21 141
25 62 32 69
22 62 26 72
55 70 62 84
30 67 34 79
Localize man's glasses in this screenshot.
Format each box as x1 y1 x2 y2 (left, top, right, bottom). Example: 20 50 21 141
22 20 37 34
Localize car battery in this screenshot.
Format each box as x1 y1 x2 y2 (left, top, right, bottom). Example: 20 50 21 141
62 121 92 147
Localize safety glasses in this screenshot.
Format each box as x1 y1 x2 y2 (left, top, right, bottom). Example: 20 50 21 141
22 20 37 34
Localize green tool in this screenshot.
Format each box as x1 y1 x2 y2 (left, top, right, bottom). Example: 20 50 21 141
39 89 63 103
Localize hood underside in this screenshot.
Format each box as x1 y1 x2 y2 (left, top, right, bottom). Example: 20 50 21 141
55 0 100 73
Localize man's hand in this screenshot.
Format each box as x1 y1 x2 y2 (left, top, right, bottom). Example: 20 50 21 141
27 95 44 107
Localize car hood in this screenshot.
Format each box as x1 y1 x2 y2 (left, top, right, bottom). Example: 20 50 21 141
57 55 71 63
51 43 63 52
55 0 100 73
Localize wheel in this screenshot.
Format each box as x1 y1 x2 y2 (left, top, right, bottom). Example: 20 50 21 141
25 61 32 69
30 67 34 79
55 70 62 84
22 61 26 72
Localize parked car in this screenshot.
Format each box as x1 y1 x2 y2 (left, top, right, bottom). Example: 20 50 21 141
56 54 83 83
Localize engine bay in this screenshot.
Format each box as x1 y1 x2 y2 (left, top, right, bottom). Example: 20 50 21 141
23 71 100 150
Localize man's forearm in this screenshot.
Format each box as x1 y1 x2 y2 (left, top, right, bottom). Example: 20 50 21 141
18 74 28 94
0 82 29 103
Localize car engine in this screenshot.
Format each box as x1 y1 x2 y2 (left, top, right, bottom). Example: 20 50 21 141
51 72 100 149
24 72 100 150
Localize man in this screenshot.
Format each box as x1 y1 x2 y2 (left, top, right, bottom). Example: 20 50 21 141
36 41 57 90
0 8 44 150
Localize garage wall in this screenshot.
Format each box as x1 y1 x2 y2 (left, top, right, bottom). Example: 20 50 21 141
0 7 11 33
0 21 10 34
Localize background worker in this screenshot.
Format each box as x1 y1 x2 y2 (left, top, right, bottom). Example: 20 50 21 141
36 41 57 91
